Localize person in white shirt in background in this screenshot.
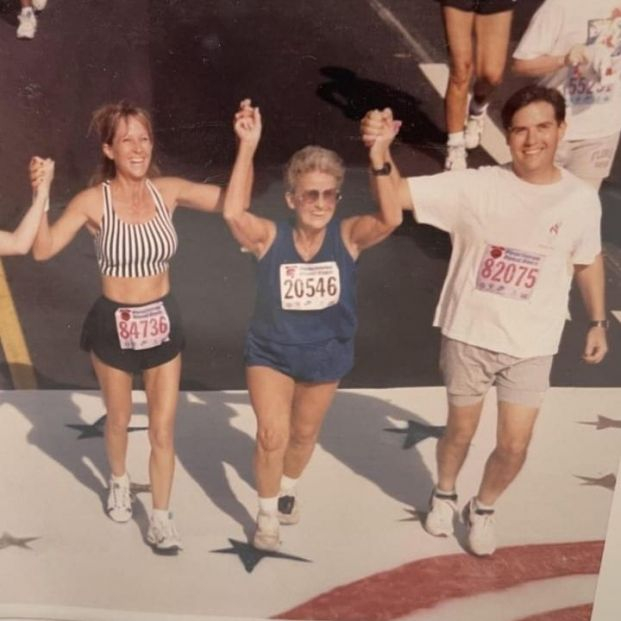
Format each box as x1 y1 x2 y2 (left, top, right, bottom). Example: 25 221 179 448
361 84 608 557
513 0 621 189
17 0 47 40
439 0 517 171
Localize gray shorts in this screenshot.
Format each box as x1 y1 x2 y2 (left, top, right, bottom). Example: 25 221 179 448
555 132 620 184
439 337 553 408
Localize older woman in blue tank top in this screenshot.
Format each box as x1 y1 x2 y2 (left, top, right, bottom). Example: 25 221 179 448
224 101 402 551
32 102 224 555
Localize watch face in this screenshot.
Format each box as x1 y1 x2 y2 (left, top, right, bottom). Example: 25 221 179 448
373 162 391 176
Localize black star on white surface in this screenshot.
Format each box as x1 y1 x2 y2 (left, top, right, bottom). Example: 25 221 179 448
0 532 39 550
384 420 446 449
66 414 148 439
212 538 311 573
579 415 621 430
575 473 617 491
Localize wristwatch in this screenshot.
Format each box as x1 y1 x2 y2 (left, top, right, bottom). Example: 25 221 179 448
589 319 609 329
371 162 392 176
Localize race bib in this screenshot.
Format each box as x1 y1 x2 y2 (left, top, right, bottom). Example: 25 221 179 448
567 72 614 107
279 261 340 310
476 245 544 301
114 301 171 350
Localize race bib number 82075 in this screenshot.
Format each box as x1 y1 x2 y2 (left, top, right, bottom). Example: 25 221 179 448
280 261 341 310
476 245 543 301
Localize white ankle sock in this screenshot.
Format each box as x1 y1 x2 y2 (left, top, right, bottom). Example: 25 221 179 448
111 472 129 485
447 131 465 147
280 475 299 494
258 496 278 514
152 508 170 522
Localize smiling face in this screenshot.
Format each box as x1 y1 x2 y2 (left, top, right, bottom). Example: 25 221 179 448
102 114 153 181
507 101 566 183
286 170 341 231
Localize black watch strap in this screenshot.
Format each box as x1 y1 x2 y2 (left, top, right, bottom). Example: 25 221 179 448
371 162 391 176
589 319 609 329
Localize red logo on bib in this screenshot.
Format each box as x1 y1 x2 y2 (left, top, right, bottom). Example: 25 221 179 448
490 246 504 259
120 310 131 321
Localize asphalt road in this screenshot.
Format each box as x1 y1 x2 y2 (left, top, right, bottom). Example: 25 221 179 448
0 0 619 389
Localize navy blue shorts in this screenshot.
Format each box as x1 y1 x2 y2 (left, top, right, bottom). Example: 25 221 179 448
244 332 354 383
80 294 185 374
440 0 516 14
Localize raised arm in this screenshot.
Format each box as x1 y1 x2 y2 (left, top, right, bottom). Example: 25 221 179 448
574 254 608 364
154 176 223 213
222 99 274 258
0 158 53 256
31 158 91 261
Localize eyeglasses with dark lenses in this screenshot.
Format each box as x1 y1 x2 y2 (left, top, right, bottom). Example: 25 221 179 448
296 189 342 205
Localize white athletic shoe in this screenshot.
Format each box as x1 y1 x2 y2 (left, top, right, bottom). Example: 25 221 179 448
106 476 133 523
464 112 486 150
253 511 280 551
444 144 467 171
16 9 37 39
32 0 48 11
146 513 183 555
424 489 458 537
463 497 496 556
277 493 300 525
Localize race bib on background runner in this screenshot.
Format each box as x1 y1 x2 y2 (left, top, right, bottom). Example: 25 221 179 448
114 301 171 350
279 262 341 310
476 245 544 301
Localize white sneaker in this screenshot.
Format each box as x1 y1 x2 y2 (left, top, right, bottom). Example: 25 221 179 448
464 113 486 150
463 497 496 556
277 494 300 525
106 476 133 523
444 144 467 171
146 513 183 555
32 0 48 11
16 9 37 39
253 511 280 551
424 489 458 537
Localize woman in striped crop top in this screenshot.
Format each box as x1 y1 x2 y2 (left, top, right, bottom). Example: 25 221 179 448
223 102 402 551
32 101 225 554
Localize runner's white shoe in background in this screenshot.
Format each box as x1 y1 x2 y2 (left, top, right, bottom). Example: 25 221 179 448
16 8 37 39
444 143 467 171
464 112 486 150
32 0 48 11
277 493 301 525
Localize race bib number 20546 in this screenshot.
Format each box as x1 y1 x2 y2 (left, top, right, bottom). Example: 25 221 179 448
476 245 543 301
114 301 171 350
280 261 341 310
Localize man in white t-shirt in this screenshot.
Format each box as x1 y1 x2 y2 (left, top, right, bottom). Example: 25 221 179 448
361 85 608 556
513 0 621 189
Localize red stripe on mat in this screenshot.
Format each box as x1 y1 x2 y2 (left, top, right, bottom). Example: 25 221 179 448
274 541 603 621
516 603 593 621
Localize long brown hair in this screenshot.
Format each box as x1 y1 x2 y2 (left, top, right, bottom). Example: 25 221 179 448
89 101 160 186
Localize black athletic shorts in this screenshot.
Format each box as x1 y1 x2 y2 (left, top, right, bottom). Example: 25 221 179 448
440 0 517 14
80 293 184 373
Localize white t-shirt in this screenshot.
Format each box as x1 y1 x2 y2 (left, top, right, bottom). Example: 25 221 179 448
513 0 621 141
408 166 601 358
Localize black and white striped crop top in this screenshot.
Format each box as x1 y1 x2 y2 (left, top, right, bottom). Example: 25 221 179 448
94 180 178 277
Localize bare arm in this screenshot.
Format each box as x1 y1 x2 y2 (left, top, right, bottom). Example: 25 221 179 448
32 187 91 261
574 254 608 364
512 55 567 77
0 158 54 256
155 176 223 213
222 100 274 258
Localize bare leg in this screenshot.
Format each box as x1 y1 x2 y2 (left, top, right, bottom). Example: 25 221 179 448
142 354 181 510
436 399 485 492
442 7 475 134
477 400 539 506
247 365 296 498
91 353 133 478
283 380 339 479
472 10 513 108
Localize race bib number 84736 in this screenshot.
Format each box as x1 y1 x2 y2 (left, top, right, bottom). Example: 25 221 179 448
114 301 171 350
280 261 341 310
476 245 543 301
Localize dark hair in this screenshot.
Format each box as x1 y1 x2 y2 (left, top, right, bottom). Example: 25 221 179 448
89 101 160 186
501 85 566 130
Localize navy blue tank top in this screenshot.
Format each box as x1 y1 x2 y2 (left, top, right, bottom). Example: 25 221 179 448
249 218 357 345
